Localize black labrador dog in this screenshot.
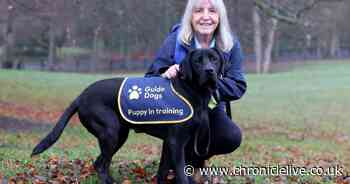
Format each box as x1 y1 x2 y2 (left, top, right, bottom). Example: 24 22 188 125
31 48 225 184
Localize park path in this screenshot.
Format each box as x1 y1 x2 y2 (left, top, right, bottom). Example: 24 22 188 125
0 101 79 127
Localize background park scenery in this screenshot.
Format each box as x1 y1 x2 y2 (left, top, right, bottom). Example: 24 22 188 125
1 0 350 183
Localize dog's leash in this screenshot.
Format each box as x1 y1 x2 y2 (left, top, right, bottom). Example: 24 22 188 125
225 102 232 119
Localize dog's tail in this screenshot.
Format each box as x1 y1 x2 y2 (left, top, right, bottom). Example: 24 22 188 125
31 96 80 157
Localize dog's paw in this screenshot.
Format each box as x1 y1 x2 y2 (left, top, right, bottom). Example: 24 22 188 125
128 85 142 100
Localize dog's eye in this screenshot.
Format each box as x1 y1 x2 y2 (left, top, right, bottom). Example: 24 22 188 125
209 55 219 63
207 54 216 60
195 56 203 63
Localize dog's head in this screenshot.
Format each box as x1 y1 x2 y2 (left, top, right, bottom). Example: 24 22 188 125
179 48 225 91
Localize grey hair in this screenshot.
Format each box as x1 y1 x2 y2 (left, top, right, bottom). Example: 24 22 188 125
178 0 234 52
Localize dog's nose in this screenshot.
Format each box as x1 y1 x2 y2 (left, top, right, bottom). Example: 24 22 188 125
206 68 214 74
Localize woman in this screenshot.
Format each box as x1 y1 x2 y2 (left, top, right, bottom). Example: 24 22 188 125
145 0 247 181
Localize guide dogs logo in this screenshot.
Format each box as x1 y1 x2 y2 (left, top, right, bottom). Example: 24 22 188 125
128 85 142 100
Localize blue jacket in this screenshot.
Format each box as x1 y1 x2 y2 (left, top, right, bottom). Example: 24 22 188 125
145 25 247 106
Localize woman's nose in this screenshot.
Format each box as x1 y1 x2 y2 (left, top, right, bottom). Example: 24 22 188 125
201 9 210 19
203 10 210 18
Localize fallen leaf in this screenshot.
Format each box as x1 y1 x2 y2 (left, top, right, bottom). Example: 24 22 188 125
132 167 147 178
8 177 16 184
121 178 132 184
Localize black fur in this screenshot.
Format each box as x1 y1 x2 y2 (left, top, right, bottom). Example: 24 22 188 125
31 48 224 184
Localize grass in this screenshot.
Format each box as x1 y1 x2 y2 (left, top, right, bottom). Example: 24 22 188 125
0 70 142 111
235 62 350 131
0 61 350 183
59 47 91 57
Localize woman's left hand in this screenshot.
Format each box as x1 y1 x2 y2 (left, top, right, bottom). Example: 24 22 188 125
161 64 180 79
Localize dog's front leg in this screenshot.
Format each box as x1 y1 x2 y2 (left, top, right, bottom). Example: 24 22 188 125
157 142 172 184
167 128 191 184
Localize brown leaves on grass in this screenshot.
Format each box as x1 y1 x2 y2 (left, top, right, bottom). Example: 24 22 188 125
130 144 161 156
2 154 349 184
3 157 175 184
337 176 350 184
116 159 179 184
235 143 349 184
3 156 95 184
0 173 3 183
0 102 79 124
117 159 159 183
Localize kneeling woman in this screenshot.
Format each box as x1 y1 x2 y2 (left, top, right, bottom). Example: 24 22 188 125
145 0 247 181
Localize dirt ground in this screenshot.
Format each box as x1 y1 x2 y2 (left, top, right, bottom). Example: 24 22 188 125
0 116 51 133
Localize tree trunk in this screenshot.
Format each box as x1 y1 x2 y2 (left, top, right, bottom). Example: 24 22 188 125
316 38 322 59
1 5 15 69
330 27 340 58
47 21 57 71
263 18 278 74
91 25 102 72
253 5 262 74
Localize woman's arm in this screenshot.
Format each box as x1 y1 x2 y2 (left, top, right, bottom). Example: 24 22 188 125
217 41 247 101
145 31 177 77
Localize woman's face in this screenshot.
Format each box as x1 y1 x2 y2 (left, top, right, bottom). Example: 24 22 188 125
191 0 219 38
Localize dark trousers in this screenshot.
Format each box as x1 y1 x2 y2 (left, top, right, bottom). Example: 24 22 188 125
185 106 242 168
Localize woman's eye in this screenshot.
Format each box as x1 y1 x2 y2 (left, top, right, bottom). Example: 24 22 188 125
194 8 202 13
209 8 217 13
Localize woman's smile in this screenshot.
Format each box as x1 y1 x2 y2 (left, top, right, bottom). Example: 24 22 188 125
192 0 219 38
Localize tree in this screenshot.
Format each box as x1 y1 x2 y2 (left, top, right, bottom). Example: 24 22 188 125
252 0 344 73
5 0 74 70
1 1 16 69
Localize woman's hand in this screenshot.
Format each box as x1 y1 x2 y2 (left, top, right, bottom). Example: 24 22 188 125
161 64 180 79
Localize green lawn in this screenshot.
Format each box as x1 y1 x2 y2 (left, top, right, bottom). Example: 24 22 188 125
0 61 349 183
236 62 350 130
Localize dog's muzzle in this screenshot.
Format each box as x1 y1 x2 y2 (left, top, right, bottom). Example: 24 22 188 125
200 67 218 90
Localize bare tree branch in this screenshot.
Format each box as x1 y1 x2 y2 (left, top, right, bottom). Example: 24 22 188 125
296 0 343 18
254 0 300 24
254 0 344 25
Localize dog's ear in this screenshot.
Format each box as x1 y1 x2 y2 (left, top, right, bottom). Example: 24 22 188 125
212 48 225 78
179 49 195 82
